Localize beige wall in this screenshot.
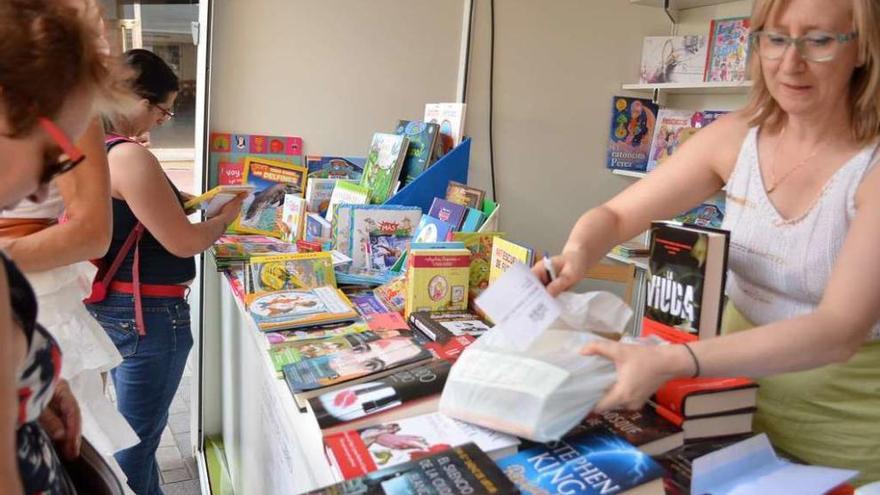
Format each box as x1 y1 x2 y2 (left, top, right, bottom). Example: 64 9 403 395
209 0 466 155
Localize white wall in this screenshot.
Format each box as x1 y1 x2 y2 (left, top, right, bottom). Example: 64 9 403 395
209 0 466 155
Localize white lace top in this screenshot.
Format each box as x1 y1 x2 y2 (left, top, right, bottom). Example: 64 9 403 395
722 127 880 341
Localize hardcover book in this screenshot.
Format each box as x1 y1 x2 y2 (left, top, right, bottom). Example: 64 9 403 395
571 406 684 456
231 157 309 237
360 133 409 204
452 232 504 300
307 178 357 217
247 286 359 332
445 181 485 209
654 377 757 417
307 443 517 495
640 35 709 84
488 237 534 285
606 96 659 172
642 221 730 343
647 109 727 171
245 252 336 294
326 181 370 222
404 248 471 317
347 205 422 272
306 155 366 180
412 215 455 244
324 412 519 480
408 311 490 343
183 185 255 217
428 198 468 231
279 194 307 242
208 132 303 188
652 404 755 442
496 431 665 495
705 17 751 82
394 120 441 184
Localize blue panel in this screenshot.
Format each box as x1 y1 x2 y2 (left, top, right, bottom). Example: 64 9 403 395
384 138 470 214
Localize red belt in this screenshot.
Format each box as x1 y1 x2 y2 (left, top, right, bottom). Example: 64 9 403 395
109 281 187 298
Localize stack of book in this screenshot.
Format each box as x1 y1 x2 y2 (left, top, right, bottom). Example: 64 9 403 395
610 241 650 259
651 376 758 442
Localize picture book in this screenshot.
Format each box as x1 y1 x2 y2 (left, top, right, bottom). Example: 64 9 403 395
705 17 751 82
496 431 665 495
444 181 485 209
607 96 659 172
373 275 406 314
428 198 468 230
332 204 356 256
404 248 471 317
453 232 504 300
647 109 727 171
306 156 366 180
279 194 306 242
412 215 454 244
324 412 519 480
424 103 467 155
654 376 757 418
231 157 309 237
571 406 684 456
208 132 303 188
394 120 441 184
306 443 517 495
307 178 357 217
245 252 336 295
360 133 409 204
326 181 370 222
488 237 534 285
184 185 255 217
348 205 422 271
640 35 709 84
460 208 485 233
212 239 298 270
408 311 490 343
311 359 452 433
298 239 324 253
264 320 370 348
305 213 333 243
643 221 730 343
350 293 390 316
247 286 359 332
673 195 726 229
281 331 433 395
477 200 500 233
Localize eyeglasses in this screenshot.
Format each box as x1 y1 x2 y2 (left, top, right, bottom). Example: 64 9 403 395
154 103 175 119
37 117 85 184
751 30 858 63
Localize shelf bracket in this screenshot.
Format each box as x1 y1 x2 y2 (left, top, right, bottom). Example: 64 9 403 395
652 87 660 104
663 0 678 31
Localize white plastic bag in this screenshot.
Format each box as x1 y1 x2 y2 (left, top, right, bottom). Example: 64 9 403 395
439 290 631 442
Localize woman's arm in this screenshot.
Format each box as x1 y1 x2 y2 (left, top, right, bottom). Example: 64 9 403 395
108 143 243 258
0 264 26 495
583 165 880 411
2 118 111 272
536 113 750 295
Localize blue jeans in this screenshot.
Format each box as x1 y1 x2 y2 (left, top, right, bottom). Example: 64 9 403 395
88 294 193 495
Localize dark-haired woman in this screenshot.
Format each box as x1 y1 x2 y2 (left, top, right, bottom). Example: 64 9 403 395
89 49 243 495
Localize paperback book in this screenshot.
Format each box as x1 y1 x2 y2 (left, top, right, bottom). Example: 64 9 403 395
347 205 422 272
673 196 726 229
647 109 727 171
571 406 684 456
184 185 255 217
326 181 370 222
412 215 455 244
360 133 409 204
607 96 659 172
231 157 309 237
394 120 441 184
247 286 359 332
428 198 468 231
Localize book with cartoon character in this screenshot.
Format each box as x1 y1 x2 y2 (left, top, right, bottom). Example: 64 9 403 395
393 120 441 185
359 133 409 204
647 109 727 172
606 96 659 172
247 286 359 331
451 232 504 301
208 132 303 188
404 247 471 317
245 251 336 296
346 205 422 271
705 17 751 83
231 157 308 238
306 156 366 180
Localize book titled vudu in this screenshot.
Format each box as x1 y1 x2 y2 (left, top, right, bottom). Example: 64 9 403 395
642 221 729 343
496 431 665 495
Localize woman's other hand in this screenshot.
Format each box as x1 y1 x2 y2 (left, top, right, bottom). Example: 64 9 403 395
531 249 589 296
211 192 248 224
39 379 82 460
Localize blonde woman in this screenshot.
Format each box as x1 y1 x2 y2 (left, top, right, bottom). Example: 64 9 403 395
537 0 880 483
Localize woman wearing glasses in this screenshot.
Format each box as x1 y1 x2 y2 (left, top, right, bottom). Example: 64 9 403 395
91 49 244 495
537 0 880 483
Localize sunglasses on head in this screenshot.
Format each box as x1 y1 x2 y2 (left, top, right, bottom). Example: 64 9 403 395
37 117 86 184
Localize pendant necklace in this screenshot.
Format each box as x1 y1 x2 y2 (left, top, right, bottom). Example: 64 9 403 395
765 126 824 194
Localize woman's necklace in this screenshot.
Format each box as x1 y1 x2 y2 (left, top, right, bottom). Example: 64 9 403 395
765 126 825 194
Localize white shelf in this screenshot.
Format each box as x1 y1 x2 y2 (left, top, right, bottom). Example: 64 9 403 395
612 169 648 179
622 81 753 94
606 252 649 271
630 0 743 10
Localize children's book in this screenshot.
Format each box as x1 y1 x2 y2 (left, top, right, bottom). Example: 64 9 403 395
452 232 504 300
212 239 298 270
360 133 409 204
424 103 467 155
332 204 357 256
428 198 468 231
305 213 333 243
488 237 534 285
496 431 665 495
640 35 709 84
460 208 486 233
350 293 390 316
394 120 441 185
642 221 730 343
607 96 659 172
231 157 308 237
373 275 407 314
279 194 307 243
311 359 452 433
184 185 255 217
572 406 684 457
647 109 727 171
307 178 357 217
477 200 500 233
324 412 520 480
445 181 485 209
247 286 359 332
245 252 336 295
408 310 490 343
306 156 366 180
348 205 421 271
325 181 370 222
412 215 455 244
404 248 471 317
673 195 726 229
705 17 751 82
208 132 303 188
306 443 517 495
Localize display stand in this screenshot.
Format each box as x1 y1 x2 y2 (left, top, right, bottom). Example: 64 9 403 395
384 138 471 213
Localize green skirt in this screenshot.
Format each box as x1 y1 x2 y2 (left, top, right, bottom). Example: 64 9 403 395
721 302 880 485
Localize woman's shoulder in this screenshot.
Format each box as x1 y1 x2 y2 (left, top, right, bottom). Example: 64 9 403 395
106 140 160 168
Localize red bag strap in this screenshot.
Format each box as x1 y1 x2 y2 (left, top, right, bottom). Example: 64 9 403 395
103 223 147 335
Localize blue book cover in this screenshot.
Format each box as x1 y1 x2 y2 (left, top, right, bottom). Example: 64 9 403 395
395 120 441 184
305 156 366 180
428 198 468 230
460 207 486 232
606 96 659 172
496 431 665 495
413 215 455 243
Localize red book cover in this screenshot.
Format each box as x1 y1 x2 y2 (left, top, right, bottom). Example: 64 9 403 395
218 162 244 185
296 239 323 252
655 377 757 416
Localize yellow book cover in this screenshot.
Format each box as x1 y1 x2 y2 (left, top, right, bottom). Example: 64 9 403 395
231 157 308 237
245 251 336 296
404 248 471 317
247 286 359 332
452 231 504 300
488 237 533 284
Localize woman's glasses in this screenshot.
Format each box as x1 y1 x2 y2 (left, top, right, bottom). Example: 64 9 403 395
752 30 858 63
37 117 86 184
154 103 174 120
